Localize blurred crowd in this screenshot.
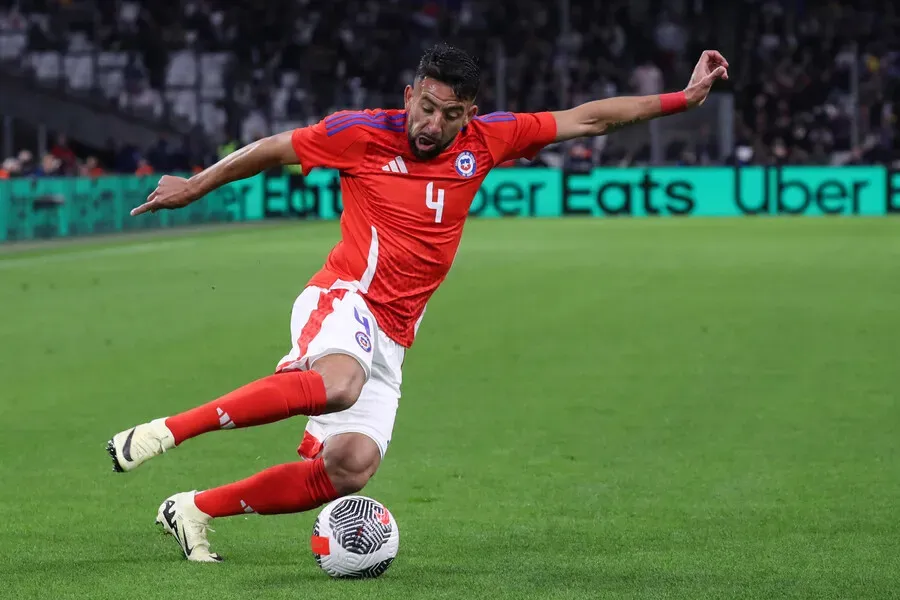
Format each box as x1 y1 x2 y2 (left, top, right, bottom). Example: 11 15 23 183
0 0 898 176
0 132 202 179
732 0 899 167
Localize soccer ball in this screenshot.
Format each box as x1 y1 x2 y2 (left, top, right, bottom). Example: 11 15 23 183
311 495 399 578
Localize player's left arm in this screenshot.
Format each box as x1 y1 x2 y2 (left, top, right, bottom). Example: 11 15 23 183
551 50 729 142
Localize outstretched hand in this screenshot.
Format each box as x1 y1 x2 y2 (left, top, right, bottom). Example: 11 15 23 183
684 50 729 108
130 175 198 216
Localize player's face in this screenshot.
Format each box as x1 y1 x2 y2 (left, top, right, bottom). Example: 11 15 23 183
404 78 477 160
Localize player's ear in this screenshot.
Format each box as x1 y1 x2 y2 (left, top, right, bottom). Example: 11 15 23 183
403 85 414 110
465 104 478 125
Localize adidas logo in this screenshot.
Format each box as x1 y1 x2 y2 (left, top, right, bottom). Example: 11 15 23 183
381 156 408 174
216 407 235 429
240 500 255 514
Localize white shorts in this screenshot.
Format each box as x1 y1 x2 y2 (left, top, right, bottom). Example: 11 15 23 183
275 286 405 459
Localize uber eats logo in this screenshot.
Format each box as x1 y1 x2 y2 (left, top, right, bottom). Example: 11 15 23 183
729 166 894 216
251 166 900 219
558 166 897 217
561 170 694 216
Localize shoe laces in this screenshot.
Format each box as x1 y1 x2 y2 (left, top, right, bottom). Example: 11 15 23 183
134 435 167 458
184 517 216 541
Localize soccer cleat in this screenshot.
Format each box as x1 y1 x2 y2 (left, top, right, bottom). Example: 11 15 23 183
107 418 175 473
155 491 223 563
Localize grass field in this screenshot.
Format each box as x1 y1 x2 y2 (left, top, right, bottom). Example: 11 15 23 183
1 217 898 599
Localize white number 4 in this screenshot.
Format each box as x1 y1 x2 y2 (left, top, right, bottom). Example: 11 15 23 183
425 181 445 223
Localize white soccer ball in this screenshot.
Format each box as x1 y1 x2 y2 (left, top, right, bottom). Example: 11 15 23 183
311 495 399 578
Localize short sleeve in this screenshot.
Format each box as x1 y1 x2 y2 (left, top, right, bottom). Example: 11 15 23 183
291 115 370 176
478 112 558 165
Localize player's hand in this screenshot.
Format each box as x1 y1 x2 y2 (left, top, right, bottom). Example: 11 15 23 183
684 50 729 108
131 175 198 216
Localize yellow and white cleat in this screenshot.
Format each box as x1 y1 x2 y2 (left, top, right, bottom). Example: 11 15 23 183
107 418 175 473
155 491 223 563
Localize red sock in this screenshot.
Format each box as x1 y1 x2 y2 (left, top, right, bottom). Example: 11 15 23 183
165 370 327 445
194 458 339 517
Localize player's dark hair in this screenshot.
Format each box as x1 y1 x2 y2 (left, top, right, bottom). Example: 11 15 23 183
415 43 481 101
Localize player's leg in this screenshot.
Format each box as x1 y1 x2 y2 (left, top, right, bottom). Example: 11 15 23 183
107 355 364 472
154 321 402 563
154 433 379 563
106 287 370 473
200 433 379 513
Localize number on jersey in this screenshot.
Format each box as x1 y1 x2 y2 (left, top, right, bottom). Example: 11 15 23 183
425 182 445 223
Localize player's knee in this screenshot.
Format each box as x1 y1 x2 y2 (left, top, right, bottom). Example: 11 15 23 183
323 436 380 496
323 376 363 413
325 451 378 495
312 354 365 413
330 467 373 496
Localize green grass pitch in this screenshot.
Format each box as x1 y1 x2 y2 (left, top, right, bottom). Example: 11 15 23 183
1 217 898 599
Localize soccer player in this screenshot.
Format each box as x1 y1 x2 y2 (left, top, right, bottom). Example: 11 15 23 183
108 43 728 562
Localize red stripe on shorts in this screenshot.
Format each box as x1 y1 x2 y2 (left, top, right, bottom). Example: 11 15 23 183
298 289 348 357
297 430 324 459
276 289 348 372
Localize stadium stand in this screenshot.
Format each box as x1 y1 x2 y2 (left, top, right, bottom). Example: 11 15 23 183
733 0 899 166
0 0 897 175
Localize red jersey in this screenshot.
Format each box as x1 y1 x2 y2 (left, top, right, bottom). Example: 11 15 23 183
290 109 557 347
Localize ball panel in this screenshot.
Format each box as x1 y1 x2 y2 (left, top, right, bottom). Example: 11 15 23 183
328 496 393 555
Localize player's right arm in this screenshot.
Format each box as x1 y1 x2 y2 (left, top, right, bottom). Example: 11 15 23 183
131 131 297 216
131 115 369 216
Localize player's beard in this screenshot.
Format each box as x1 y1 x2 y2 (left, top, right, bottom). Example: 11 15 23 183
407 130 450 160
